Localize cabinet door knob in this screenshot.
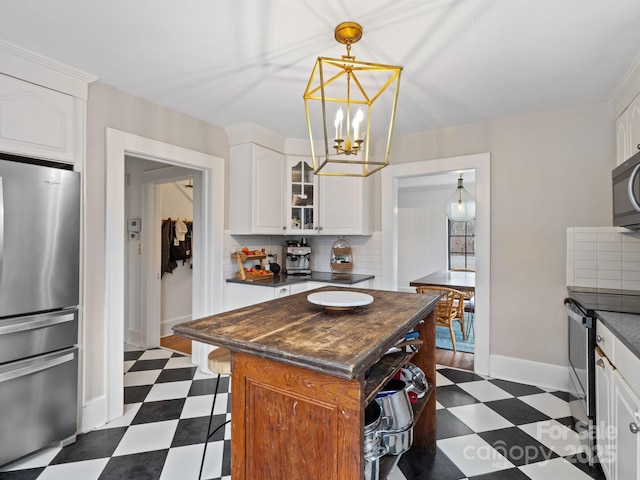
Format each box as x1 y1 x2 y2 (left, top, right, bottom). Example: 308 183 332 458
596 358 605 368
630 422 639 434
282 226 286 230
637 143 640 150
596 334 604 343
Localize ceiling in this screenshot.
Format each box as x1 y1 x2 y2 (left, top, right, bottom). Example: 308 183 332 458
2 0 640 140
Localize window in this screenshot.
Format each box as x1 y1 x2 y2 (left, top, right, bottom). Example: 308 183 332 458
448 219 475 270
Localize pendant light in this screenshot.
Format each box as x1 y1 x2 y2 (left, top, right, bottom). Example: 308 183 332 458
446 174 475 222
303 22 403 177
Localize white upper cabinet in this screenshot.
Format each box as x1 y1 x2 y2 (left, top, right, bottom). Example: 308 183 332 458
0 73 76 162
616 108 629 166
285 155 372 235
286 155 318 234
229 143 286 235
319 173 371 235
627 94 640 161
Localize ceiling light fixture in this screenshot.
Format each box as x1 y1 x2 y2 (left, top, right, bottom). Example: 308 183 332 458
303 22 403 177
446 174 476 222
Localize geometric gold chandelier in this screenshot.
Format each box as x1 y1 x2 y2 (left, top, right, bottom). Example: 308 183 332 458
303 22 403 177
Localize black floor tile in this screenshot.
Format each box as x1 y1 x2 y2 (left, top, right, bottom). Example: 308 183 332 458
564 454 606 480
477 427 558 466
171 416 215 448
188 376 229 397
131 399 186 425
127 359 170 372
438 368 485 384
221 439 231 476
488 379 545 397
436 409 475 440
50 427 128 464
398 446 466 480
550 390 577 402
124 385 152 404
124 350 144 361
98 449 167 480
555 415 576 431
155 366 197 383
436 384 481 408
484 398 551 425
0 468 44 480
468 468 532 480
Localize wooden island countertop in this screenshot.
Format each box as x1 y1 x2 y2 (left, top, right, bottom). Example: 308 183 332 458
173 286 439 379
173 286 439 480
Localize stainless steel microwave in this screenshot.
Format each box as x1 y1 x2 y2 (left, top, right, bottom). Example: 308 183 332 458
613 150 640 230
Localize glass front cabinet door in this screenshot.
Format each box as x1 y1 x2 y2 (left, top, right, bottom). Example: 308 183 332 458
287 156 318 234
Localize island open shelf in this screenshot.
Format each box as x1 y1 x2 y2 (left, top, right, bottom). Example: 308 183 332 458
173 286 439 480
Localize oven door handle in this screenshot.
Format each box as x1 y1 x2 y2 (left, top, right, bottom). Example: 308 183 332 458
564 298 592 328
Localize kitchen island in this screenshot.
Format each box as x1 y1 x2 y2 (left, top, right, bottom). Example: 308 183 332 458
173 286 439 480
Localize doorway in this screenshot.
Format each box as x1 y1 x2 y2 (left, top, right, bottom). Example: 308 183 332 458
124 156 199 350
105 128 225 424
381 153 490 377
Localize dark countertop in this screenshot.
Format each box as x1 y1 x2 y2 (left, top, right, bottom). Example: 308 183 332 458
173 286 438 380
226 271 375 288
596 310 640 360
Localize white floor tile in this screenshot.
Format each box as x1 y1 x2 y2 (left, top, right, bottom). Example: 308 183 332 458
145 380 193 401
448 403 514 432
193 369 216 381
113 420 178 456
124 344 143 352
519 457 596 480
519 420 586 457
36 458 109 480
437 434 514 477
386 465 408 480
435 400 445 410
181 393 229 419
123 369 162 387
458 380 514 402
139 349 174 360
436 371 454 386
201 440 226 480
0 446 61 471
159 444 204 480
98 403 141 429
124 360 136 373
519 392 571 418
164 356 195 369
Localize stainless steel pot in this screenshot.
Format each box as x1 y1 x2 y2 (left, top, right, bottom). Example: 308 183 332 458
400 363 428 399
381 424 413 455
363 401 388 480
375 379 414 433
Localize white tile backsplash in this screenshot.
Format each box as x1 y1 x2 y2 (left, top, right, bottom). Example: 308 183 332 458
567 227 640 290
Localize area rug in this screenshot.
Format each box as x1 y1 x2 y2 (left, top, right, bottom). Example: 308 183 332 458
435 313 475 353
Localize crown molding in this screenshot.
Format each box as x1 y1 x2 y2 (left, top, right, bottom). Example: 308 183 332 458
0 40 97 99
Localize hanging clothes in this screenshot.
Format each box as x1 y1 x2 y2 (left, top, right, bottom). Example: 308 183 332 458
161 218 177 277
162 218 193 276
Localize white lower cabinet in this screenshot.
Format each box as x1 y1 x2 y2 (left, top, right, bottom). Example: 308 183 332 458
612 372 640 480
224 282 309 311
595 319 640 480
595 347 614 479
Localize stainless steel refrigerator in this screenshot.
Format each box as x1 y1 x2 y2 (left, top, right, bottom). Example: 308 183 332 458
0 155 80 467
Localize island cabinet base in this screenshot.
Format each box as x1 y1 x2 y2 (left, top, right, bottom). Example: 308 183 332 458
231 352 364 480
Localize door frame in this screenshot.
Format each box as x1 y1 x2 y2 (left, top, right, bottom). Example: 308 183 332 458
105 128 224 422
381 153 491 376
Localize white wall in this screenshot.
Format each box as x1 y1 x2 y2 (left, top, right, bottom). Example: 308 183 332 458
386 102 615 371
160 182 193 336
85 81 228 411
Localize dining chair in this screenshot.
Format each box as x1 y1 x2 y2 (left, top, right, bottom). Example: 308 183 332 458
415 286 466 351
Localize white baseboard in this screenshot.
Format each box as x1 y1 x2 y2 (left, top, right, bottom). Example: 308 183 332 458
162 314 192 337
489 354 572 392
81 395 106 433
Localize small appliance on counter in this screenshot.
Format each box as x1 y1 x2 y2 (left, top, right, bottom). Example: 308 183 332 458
285 239 311 275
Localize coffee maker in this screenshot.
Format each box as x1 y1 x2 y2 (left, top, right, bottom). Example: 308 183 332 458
285 240 311 275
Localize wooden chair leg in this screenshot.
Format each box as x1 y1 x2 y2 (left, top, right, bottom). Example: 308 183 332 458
449 324 457 352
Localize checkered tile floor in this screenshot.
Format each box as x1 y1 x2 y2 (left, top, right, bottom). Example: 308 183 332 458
0 346 605 480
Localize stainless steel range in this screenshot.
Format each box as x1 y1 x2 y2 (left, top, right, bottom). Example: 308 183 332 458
285 245 311 275
565 286 640 466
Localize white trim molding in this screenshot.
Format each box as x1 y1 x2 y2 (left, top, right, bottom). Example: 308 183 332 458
490 355 572 393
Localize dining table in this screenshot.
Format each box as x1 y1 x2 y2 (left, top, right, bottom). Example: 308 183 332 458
409 270 475 296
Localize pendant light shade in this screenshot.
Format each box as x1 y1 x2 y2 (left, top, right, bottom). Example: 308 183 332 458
446 174 475 222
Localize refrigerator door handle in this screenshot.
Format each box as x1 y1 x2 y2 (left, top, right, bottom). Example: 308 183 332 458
0 350 75 384
0 311 76 335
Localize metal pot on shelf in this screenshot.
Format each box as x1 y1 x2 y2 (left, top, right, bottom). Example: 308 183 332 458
375 379 414 455
363 400 388 480
267 254 280 274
